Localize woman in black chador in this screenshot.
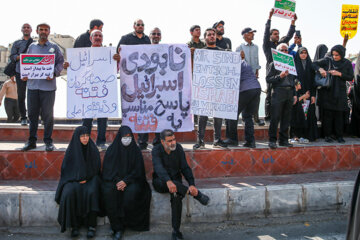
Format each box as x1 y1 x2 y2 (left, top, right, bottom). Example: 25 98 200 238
293 47 318 142
347 169 360 239
55 126 101 238
349 53 360 137
313 45 354 143
102 126 151 240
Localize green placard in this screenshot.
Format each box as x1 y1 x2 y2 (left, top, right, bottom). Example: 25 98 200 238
275 0 296 12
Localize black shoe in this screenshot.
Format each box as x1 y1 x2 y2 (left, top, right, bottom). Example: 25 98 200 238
45 143 55 152
325 137 333 143
337 137 345 143
243 141 256 148
279 142 293 147
21 142 37 151
113 231 123 240
20 119 28 126
194 191 210 206
139 143 148 150
71 228 80 238
86 227 96 239
172 230 184 240
268 142 277 149
257 119 265 126
213 140 228 148
223 138 238 146
193 140 205 150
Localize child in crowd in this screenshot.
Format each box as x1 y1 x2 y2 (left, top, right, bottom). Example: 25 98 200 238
290 80 310 144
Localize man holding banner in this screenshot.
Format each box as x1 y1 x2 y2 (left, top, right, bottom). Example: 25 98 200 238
64 30 121 151
193 28 229 149
266 44 297 149
21 23 64 152
263 8 297 122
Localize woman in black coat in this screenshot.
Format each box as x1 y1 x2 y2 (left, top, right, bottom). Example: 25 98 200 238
102 126 151 240
350 53 360 137
294 47 318 141
313 45 354 143
55 126 102 238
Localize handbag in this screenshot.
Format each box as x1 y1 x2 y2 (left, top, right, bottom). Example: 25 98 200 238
3 38 33 77
315 59 333 88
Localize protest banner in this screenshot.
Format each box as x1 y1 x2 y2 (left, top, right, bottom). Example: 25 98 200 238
192 49 241 120
273 0 296 20
120 44 193 133
66 47 119 119
340 4 359 39
271 48 297 76
20 54 55 79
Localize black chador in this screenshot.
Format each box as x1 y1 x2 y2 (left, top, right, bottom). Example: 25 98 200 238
55 126 102 237
293 47 318 141
347 169 360 240
101 126 151 239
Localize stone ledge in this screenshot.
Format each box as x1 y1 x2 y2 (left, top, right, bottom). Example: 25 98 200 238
0 174 355 227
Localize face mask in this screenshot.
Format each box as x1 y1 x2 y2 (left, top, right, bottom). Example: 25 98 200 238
121 137 132 146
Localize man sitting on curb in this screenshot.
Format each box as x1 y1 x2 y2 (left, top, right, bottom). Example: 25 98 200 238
152 129 210 240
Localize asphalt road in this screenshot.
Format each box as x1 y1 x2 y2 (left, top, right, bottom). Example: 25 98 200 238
0 213 348 240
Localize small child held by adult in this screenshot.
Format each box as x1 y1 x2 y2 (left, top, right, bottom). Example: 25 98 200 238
0 76 20 123
290 80 310 144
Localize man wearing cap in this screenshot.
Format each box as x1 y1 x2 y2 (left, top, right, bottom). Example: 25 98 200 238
213 20 232 51
263 8 297 122
235 27 264 127
21 23 64 152
117 19 151 150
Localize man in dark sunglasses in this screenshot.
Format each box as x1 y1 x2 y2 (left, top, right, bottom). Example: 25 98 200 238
117 19 151 150
149 27 161 44
266 43 297 149
116 19 151 49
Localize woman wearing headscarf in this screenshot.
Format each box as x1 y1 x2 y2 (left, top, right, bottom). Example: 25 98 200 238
102 126 151 240
313 44 328 61
313 45 354 143
55 126 102 238
349 53 360 137
293 47 318 142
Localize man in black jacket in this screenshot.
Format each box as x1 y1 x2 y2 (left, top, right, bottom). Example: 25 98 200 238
9 23 33 126
74 19 103 48
152 129 209 240
263 9 297 121
266 44 297 149
117 19 151 150
213 20 232 51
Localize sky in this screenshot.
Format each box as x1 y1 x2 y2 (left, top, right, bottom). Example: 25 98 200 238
1 0 359 83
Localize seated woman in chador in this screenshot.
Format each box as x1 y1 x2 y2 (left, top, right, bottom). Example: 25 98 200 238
55 126 102 239
101 126 151 240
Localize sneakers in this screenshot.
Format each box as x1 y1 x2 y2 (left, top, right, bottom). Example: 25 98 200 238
223 138 238 147
97 144 108 151
268 142 277 149
299 138 309 144
194 191 210 206
21 142 37 151
289 138 298 144
45 143 55 152
193 141 205 150
86 227 96 239
20 119 28 126
213 140 228 148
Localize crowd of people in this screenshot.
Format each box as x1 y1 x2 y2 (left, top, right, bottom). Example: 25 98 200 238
0 10 360 240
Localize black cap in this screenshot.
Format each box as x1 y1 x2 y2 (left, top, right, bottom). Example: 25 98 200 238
190 25 201 32
241 27 256 35
212 20 225 29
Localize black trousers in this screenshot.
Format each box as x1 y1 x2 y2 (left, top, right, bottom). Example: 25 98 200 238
83 118 107 145
27 89 55 144
197 116 222 142
225 88 261 143
137 133 161 146
265 83 272 120
4 98 20 123
268 88 293 143
15 72 27 120
322 109 344 138
152 177 188 231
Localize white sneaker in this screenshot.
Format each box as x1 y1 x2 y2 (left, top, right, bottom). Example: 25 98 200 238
289 138 298 144
299 138 309 144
